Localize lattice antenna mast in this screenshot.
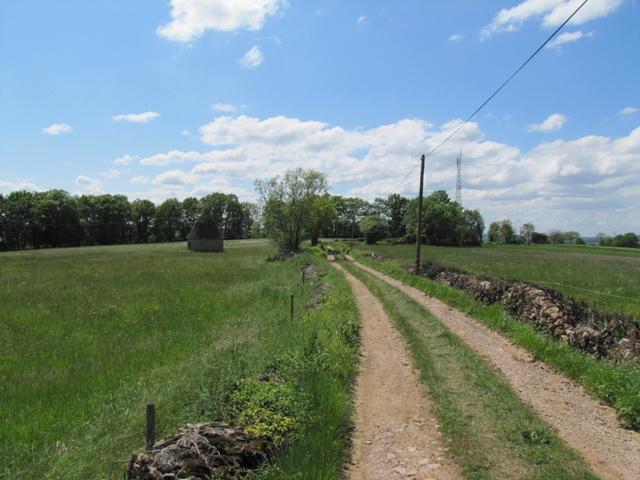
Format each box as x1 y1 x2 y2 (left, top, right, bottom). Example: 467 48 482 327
456 150 462 205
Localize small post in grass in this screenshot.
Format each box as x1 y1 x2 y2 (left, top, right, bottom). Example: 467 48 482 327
290 294 295 321
146 403 156 451
302 269 306 285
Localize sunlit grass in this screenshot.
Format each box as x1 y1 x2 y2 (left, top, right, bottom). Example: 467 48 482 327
0 241 359 479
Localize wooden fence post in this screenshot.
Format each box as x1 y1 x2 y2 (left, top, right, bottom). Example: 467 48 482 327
146 403 156 451
290 294 295 321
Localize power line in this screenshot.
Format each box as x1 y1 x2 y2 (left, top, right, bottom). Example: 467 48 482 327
392 0 591 194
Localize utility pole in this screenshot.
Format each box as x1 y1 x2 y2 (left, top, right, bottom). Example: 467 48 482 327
415 154 425 275
456 150 462 206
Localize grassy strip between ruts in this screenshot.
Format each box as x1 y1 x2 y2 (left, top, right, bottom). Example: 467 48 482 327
351 251 640 432
0 242 359 479
341 260 598 480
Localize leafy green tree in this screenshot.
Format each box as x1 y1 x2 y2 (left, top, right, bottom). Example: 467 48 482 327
240 202 257 239
564 231 580 244
375 194 408 237
531 232 548 244
359 215 389 244
612 232 639 248
622 232 639 248
223 195 246 240
462 209 484 246
333 196 371 239
404 191 484 246
488 221 500 243
520 223 535 245
307 195 336 246
499 220 515 244
488 219 515 244
77 194 131 245
404 191 465 246
199 193 244 239
154 198 184 242
4 191 37 249
0 194 6 250
180 197 200 238
548 230 566 244
32 190 83 248
255 168 328 251
131 199 156 243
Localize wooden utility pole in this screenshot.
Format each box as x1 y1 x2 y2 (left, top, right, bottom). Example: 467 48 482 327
415 154 426 275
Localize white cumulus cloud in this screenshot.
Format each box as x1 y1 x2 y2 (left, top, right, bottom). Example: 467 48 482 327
211 103 238 113
528 113 567 132
239 45 264 69
546 30 593 48
101 169 122 179
482 0 623 39
152 170 197 186
75 175 103 194
112 112 160 123
157 0 286 42
620 106 638 116
134 112 640 233
0 179 40 193
114 154 140 165
42 123 73 135
449 33 464 42
130 176 150 185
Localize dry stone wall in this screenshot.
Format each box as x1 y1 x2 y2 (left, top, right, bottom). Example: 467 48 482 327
404 260 640 363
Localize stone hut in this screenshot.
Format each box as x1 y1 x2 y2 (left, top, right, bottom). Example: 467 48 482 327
187 213 223 252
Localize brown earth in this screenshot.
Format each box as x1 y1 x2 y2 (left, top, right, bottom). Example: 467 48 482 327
331 262 462 480
348 257 640 480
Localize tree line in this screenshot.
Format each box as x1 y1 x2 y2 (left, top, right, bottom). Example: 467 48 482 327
487 219 639 248
0 190 255 251
0 169 487 252
257 168 485 251
9 168 633 253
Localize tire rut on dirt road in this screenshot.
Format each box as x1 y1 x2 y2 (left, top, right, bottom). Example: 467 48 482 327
348 257 640 480
331 262 462 480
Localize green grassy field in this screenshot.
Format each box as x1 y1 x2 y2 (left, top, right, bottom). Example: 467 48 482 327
353 243 640 318
0 240 359 479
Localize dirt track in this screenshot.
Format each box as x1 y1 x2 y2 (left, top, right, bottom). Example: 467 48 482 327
348 257 640 480
331 263 462 480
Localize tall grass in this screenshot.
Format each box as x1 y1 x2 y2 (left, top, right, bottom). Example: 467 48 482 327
0 241 359 479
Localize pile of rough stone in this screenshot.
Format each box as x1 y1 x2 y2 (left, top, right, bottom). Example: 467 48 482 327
126 422 271 480
409 261 640 363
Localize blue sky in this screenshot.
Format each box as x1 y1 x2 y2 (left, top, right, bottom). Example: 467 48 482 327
1 0 638 234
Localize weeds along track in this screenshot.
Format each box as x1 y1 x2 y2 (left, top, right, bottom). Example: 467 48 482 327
331 262 462 480
348 258 640 480
400 258 640 363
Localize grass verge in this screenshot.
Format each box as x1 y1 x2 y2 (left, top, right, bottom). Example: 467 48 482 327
342 260 598 480
351 251 640 431
0 241 359 479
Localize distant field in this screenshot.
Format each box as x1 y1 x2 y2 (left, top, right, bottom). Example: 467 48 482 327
0 240 358 479
353 243 640 318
